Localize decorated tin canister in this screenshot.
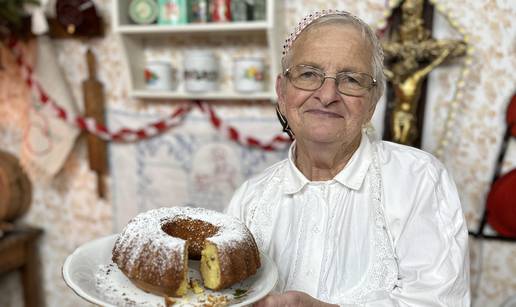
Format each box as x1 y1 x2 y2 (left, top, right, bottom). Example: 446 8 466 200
233 57 265 92
158 0 188 24
210 0 231 22
183 50 219 92
252 0 266 21
188 0 209 23
144 61 176 90
230 0 248 21
129 0 159 24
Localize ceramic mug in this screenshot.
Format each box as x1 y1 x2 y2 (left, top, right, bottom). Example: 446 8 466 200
144 61 176 90
233 57 265 92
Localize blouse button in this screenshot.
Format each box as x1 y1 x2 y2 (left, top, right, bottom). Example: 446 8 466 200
312 225 319 233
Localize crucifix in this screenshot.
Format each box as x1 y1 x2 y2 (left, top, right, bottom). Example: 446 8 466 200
382 0 467 148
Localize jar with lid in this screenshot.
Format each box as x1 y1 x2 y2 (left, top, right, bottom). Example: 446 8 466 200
183 51 219 92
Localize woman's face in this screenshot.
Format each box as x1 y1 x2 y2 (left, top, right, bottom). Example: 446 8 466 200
276 24 376 145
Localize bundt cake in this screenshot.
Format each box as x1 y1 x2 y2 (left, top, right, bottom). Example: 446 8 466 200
111 206 261 297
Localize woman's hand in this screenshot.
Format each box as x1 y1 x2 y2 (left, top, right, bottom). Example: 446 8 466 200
253 291 338 307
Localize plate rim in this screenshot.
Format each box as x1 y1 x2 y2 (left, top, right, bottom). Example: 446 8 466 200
62 235 118 307
62 234 278 306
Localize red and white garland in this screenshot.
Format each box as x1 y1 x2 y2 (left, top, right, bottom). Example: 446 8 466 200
198 102 290 151
8 39 290 151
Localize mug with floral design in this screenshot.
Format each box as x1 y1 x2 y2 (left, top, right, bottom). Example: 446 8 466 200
144 61 176 90
233 57 265 92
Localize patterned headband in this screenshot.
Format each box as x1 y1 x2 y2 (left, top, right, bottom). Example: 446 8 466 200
282 9 357 58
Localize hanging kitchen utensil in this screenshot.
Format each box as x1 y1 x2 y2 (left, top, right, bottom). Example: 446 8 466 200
82 49 108 198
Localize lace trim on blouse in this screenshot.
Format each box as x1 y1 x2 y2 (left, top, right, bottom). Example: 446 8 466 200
246 173 281 251
330 140 399 304
246 138 399 304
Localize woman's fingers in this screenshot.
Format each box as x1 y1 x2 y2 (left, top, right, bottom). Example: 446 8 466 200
253 291 338 307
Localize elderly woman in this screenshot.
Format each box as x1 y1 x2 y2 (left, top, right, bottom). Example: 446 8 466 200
226 10 469 307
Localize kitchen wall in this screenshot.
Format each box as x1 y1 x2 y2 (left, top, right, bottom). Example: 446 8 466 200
0 0 515 306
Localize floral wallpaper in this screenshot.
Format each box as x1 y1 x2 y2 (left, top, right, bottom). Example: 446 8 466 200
0 0 515 306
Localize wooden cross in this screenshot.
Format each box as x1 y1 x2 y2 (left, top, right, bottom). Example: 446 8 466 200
382 0 467 148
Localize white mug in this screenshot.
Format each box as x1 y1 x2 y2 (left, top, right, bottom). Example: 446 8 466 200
233 57 265 92
144 61 176 90
183 50 219 92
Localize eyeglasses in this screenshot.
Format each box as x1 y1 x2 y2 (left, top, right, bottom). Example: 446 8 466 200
284 65 377 96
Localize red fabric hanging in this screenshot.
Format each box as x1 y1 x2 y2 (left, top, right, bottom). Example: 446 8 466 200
486 169 516 237
507 94 516 136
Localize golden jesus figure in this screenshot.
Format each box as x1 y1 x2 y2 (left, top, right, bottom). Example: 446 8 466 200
383 0 467 146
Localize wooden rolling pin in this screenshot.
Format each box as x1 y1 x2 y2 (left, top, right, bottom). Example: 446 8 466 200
82 49 108 198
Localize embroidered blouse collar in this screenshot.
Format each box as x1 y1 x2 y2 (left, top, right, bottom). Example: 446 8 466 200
284 133 372 194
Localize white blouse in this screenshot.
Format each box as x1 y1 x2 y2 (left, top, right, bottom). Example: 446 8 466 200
226 132 470 306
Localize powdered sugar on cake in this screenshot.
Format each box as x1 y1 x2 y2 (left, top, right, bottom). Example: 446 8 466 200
112 206 255 280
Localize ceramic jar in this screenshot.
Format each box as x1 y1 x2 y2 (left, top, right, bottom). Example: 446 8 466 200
183 51 219 92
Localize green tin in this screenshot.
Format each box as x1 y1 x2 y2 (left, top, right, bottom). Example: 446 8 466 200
188 0 209 23
158 0 188 24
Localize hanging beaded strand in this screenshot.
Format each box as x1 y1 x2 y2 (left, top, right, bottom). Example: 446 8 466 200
429 0 474 159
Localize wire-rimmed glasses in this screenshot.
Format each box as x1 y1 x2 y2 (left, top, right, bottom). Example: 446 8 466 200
284 65 376 97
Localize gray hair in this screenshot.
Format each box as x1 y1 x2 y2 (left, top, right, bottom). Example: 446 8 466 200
281 12 385 103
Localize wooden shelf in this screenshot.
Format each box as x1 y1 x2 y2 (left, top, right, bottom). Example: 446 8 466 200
130 89 275 101
113 0 283 102
116 21 270 35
